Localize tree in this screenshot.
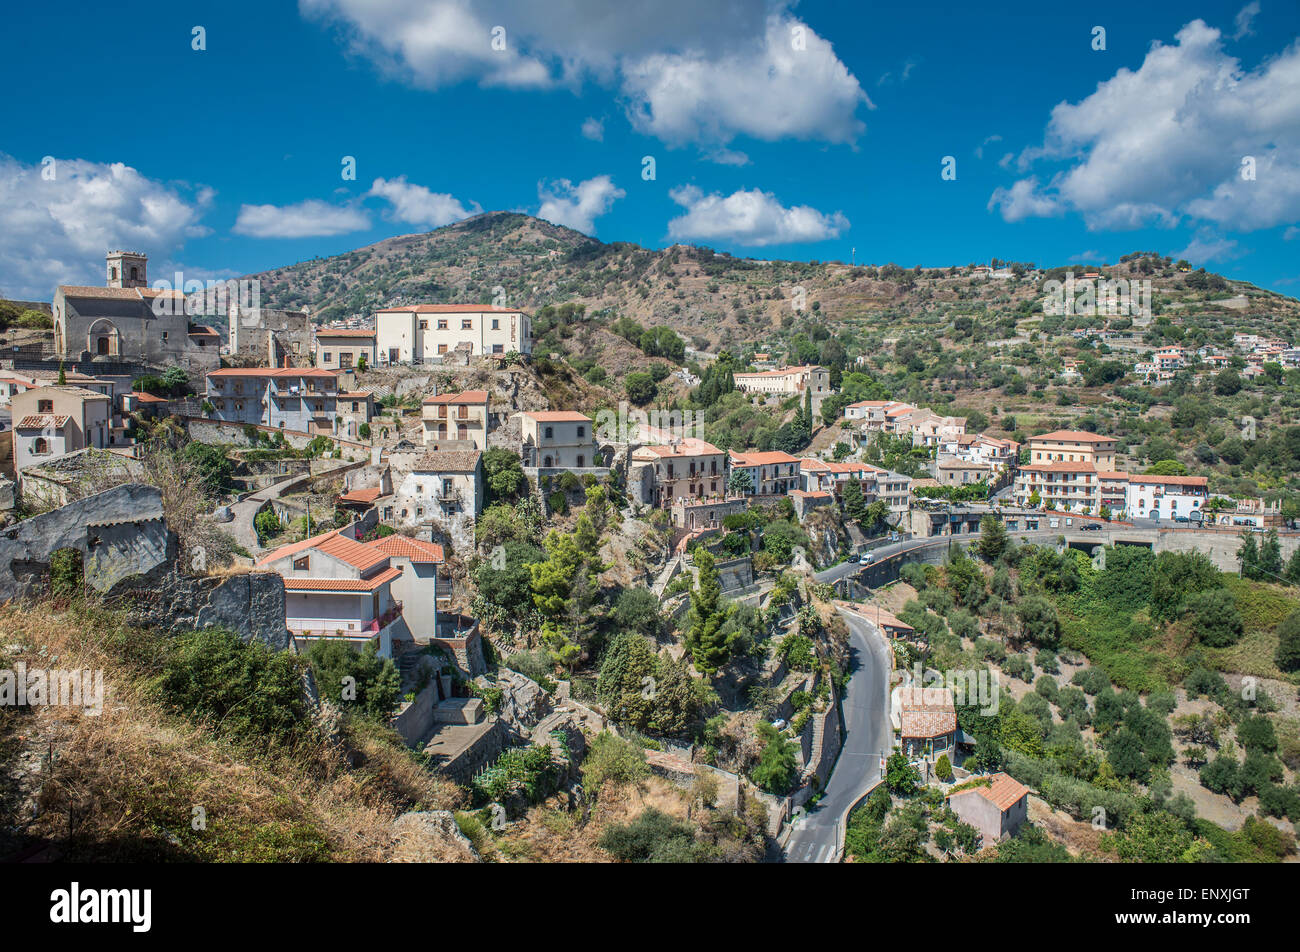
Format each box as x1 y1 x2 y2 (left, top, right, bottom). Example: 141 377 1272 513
1213 368 1242 395
482 447 525 504
1183 588 1243 648
727 467 753 496
935 753 953 782
685 551 735 674
1239 531 1260 579
752 722 797 794
305 639 400 718
1275 611 1300 672
977 514 1007 561
1259 529 1283 580
1285 548 1300 586
625 372 657 406
884 752 921 795
1015 594 1059 647
842 478 868 523
180 442 234 497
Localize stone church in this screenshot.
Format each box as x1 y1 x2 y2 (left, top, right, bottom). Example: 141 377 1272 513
52 251 221 374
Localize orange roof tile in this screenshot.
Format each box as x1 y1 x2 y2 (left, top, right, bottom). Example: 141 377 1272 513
367 535 445 563
16 414 70 429
339 487 383 504
1032 430 1115 443
521 410 591 422
376 304 522 314
280 566 402 592
949 772 1030 812
315 328 376 338
423 390 489 405
729 450 799 466
1128 474 1208 487
257 529 390 572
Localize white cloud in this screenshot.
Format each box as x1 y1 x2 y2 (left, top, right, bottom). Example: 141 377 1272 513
990 20 1300 232
368 177 480 228
1174 230 1240 264
1285 225 1299 240
666 186 848 247
580 117 604 141
302 2 870 155
536 175 625 234
975 134 1002 159
987 178 1063 222
621 15 869 151
232 199 370 238
0 153 212 299
1233 1 1261 40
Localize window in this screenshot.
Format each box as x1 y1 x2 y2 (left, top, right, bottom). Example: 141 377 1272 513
437 320 448 330
491 318 499 329
323 352 332 362
293 556 310 570
461 319 472 330
38 399 53 413
576 426 585 438
544 426 554 439
32 437 49 455
419 320 429 330
577 455 585 468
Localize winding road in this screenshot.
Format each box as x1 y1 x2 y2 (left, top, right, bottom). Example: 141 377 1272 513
782 606 892 863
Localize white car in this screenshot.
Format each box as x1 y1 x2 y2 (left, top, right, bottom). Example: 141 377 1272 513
859 552 875 565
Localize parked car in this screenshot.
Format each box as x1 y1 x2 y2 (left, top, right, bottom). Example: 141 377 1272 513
859 552 875 565
1174 515 1190 523
1080 522 1102 531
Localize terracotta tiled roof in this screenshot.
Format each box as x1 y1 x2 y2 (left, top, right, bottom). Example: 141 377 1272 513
129 391 169 403
339 487 382 504
187 325 220 337
423 390 489 405
729 450 799 466
1032 430 1115 443
1019 461 1100 474
1128 474 1208 487
900 708 957 739
634 439 723 459
376 304 522 314
789 489 832 498
315 328 376 338
280 566 402 592
208 367 339 379
521 410 591 422
410 450 482 473
16 414 70 429
949 772 1029 812
337 391 372 400
367 535 445 563
257 529 390 572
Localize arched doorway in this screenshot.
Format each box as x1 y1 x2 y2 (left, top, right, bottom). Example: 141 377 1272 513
86 318 121 357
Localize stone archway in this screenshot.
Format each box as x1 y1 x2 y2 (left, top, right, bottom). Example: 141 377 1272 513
86 318 121 357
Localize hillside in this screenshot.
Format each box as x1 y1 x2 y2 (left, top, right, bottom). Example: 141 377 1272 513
248 212 1300 359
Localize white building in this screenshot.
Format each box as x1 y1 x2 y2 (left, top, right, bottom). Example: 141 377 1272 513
375 305 532 364
1125 474 1209 521
387 450 484 552
519 411 598 469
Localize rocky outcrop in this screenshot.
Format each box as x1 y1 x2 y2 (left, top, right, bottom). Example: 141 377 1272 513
119 570 290 651
495 670 552 734
389 811 479 863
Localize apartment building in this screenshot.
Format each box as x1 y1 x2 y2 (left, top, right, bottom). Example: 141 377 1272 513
1126 474 1209 521
422 390 489 450
388 450 484 553
799 459 911 513
728 450 801 497
257 529 406 658
11 386 112 473
631 430 727 507
315 328 377 369
375 305 532 364
206 368 341 434
519 411 597 469
1025 430 1117 468
366 534 445 641
906 409 967 448
733 364 831 401
1014 460 1101 512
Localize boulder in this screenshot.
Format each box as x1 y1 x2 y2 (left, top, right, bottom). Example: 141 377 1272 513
389 811 479 863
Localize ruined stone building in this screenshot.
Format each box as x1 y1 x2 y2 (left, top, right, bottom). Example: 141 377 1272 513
227 301 313 367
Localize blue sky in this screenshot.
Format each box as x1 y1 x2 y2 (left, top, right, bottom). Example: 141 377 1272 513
2 0 1299 300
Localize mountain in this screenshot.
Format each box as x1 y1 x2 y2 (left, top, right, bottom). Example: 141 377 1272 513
247 213 1300 363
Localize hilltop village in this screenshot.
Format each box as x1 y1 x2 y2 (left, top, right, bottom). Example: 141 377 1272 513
1 240 1299 865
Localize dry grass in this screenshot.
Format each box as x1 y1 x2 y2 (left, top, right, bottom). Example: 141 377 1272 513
0 601 464 862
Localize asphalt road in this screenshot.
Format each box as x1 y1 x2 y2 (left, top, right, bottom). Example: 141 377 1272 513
782 607 892 863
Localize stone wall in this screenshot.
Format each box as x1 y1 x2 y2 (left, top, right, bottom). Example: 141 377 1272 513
118 569 290 651
0 483 171 601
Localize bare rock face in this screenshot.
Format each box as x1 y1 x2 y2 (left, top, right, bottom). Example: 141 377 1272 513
389 811 479 863
495 670 552 732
